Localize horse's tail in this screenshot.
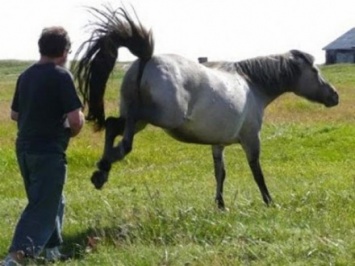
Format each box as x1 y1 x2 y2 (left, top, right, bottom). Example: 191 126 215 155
72 5 154 130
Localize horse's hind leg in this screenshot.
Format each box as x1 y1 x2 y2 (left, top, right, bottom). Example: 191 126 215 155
212 145 226 210
92 116 145 189
91 116 125 188
103 116 126 154
241 136 272 205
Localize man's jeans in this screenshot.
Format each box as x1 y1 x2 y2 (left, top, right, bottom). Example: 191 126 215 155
9 151 66 257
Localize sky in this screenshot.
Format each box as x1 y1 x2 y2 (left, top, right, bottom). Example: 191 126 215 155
0 0 354 64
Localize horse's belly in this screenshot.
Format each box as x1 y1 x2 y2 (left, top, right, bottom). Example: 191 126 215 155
166 130 239 145
165 129 214 144
165 101 247 144
165 116 243 145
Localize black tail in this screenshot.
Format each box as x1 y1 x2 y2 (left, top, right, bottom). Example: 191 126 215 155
72 5 154 130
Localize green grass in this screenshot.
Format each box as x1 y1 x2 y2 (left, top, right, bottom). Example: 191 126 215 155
0 61 354 265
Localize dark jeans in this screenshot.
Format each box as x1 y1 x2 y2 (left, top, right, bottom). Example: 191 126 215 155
9 151 66 257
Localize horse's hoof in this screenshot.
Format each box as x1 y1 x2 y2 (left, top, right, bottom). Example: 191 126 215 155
265 197 273 207
215 199 226 211
91 170 108 189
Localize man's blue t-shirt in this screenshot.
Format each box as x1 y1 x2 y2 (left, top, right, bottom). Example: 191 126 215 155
11 62 82 154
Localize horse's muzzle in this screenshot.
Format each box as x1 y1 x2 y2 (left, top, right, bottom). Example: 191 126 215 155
324 90 339 107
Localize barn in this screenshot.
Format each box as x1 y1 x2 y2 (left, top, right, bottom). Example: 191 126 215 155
323 28 355 64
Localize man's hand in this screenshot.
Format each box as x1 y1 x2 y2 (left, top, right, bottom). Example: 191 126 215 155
10 110 19 121
67 108 85 137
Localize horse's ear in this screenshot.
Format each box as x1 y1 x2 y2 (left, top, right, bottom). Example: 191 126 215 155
290 50 315 65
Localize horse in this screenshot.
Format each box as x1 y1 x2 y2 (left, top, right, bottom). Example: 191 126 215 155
73 6 339 209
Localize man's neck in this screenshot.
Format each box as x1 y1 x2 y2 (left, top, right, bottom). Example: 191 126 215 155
38 55 64 66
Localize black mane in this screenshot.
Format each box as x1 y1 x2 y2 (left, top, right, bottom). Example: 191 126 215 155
204 50 314 96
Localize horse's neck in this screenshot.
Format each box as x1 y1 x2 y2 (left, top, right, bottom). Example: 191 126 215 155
234 59 295 99
203 59 292 106
248 83 285 108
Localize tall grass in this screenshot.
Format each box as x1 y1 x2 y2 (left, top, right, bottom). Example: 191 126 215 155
0 61 354 265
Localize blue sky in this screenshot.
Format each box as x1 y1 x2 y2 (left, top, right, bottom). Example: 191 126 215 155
0 0 353 63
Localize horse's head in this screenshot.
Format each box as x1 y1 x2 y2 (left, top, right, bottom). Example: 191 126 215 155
290 50 339 107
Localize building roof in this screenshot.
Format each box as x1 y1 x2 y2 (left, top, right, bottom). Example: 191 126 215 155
323 28 355 50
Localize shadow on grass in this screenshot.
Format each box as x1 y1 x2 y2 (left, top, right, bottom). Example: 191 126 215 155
61 228 97 260
61 225 130 261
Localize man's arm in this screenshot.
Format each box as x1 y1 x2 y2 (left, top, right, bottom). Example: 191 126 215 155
11 110 19 121
66 108 85 137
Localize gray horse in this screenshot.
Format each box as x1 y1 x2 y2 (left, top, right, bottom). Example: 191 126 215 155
73 6 339 209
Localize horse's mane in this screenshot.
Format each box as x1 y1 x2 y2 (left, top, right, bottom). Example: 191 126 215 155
205 50 314 96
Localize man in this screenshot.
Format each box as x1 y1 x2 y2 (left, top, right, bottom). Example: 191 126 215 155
4 26 84 265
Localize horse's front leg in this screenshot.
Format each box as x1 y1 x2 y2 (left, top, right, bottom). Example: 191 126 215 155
241 135 272 205
212 145 226 210
91 116 126 189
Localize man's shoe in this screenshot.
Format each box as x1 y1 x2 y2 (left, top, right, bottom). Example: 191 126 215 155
2 251 25 266
2 257 21 266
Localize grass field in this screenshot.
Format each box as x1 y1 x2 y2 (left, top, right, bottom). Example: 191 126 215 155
0 60 354 265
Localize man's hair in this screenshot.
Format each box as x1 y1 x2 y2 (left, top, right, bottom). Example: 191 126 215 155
38 26 71 57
